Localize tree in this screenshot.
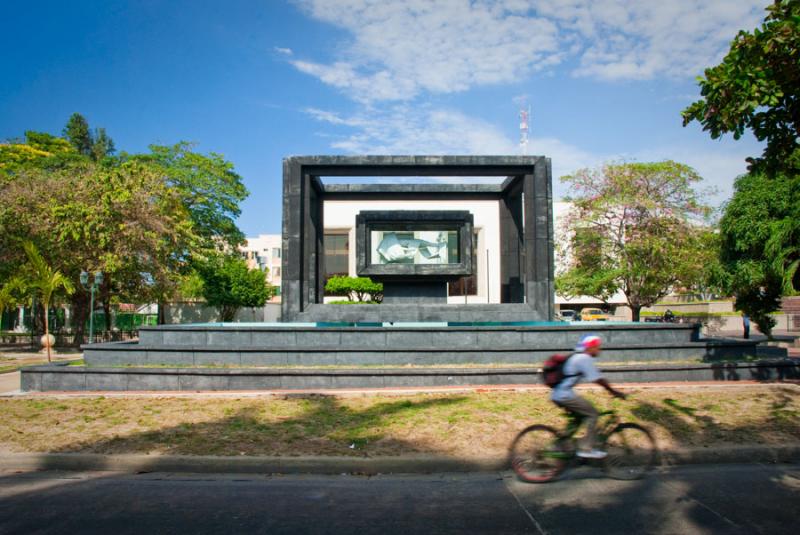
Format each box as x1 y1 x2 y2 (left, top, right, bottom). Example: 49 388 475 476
195 254 272 322
557 161 712 321
0 162 197 344
62 113 116 162
687 230 729 302
92 128 115 161
682 1 800 334
22 242 74 361
0 132 79 180
681 0 800 176
718 171 799 336
0 278 26 329
135 142 249 251
63 113 93 157
2 122 251 334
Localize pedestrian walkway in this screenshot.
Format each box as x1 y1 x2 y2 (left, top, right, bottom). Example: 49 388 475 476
0 371 19 394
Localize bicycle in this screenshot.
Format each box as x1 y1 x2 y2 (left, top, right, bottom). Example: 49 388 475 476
509 408 657 483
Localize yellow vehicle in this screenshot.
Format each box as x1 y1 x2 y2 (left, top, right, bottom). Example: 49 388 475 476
579 308 609 321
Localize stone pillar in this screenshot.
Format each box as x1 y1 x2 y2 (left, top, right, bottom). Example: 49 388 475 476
499 176 524 303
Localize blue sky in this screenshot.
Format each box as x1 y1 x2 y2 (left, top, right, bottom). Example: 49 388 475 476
1 0 767 236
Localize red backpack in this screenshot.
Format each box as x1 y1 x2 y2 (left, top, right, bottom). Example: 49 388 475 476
541 353 576 388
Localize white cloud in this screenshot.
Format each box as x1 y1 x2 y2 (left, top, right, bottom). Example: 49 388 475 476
304 104 750 205
540 0 766 81
304 104 600 183
291 0 562 101
289 0 765 100
274 47 294 56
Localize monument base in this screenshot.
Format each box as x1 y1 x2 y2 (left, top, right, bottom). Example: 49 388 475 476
381 281 448 304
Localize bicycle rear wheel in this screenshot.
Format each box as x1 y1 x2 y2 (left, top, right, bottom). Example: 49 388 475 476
509 425 567 483
603 423 657 480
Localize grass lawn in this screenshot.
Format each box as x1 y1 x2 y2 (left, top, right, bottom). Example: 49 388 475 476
1 385 798 458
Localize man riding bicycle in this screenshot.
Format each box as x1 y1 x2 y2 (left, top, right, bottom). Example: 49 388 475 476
551 334 627 459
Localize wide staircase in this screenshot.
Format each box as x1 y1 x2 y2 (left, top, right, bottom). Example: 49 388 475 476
21 318 793 392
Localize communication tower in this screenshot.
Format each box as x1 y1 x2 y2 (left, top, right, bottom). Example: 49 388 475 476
519 105 530 154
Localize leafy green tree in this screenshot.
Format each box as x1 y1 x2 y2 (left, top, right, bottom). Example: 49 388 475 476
682 1 800 333
91 127 115 161
62 113 116 163
687 230 730 301
0 162 197 344
22 242 74 361
63 113 93 157
718 171 799 335
0 278 27 330
682 0 800 176
2 121 251 333
0 132 79 179
136 142 248 251
557 161 712 321
195 254 272 321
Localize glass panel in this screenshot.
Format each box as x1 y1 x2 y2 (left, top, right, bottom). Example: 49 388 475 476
324 234 349 277
371 230 459 265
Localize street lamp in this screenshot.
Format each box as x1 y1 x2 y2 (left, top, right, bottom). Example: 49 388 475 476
80 271 103 344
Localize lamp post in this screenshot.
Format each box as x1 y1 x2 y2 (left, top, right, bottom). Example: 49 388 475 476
80 271 103 344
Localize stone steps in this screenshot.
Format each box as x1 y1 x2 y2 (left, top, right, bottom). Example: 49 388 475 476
21 359 800 392
136 323 702 348
83 339 759 368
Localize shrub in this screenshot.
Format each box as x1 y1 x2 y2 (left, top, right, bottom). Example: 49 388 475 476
325 276 383 303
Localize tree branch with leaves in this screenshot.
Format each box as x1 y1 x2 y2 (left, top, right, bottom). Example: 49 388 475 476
557 161 714 321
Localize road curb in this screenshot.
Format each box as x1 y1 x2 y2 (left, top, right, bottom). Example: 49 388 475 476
2 445 798 475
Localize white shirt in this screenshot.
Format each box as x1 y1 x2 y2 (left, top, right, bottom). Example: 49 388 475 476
550 353 603 403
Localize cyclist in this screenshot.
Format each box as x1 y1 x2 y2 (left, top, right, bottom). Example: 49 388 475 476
551 334 627 459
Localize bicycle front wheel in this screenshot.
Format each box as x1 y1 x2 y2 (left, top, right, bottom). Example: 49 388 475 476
508 425 567 483
603 423 657 480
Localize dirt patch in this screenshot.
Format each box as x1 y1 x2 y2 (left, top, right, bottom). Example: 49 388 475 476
1 385 798 458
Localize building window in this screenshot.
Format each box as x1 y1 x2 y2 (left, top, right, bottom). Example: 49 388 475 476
273 248 281 259
449 275 478 297
273 266 281 277
324 234 349 279
448 231 479 297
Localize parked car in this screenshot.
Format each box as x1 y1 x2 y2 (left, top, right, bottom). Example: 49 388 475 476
579 308 609 321
558 310 577 321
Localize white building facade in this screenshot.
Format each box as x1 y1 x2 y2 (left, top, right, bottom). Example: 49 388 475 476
240 234 282 301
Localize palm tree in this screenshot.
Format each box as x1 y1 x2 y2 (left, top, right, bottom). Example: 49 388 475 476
22 242 74 362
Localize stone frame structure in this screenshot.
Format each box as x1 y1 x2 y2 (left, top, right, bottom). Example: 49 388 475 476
356 210 474 279
281 155 555 322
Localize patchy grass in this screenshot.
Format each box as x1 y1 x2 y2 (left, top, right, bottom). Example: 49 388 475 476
1 385 798 458
0 358 84 374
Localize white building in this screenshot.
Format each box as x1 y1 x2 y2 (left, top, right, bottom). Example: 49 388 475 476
240 234 282 302
245 199 629 316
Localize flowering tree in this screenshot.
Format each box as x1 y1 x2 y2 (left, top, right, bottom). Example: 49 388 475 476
557 161 713 321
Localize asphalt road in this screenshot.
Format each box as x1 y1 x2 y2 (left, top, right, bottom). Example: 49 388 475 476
0 463 798 534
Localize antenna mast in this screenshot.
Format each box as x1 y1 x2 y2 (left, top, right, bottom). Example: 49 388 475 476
519 104 530 154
